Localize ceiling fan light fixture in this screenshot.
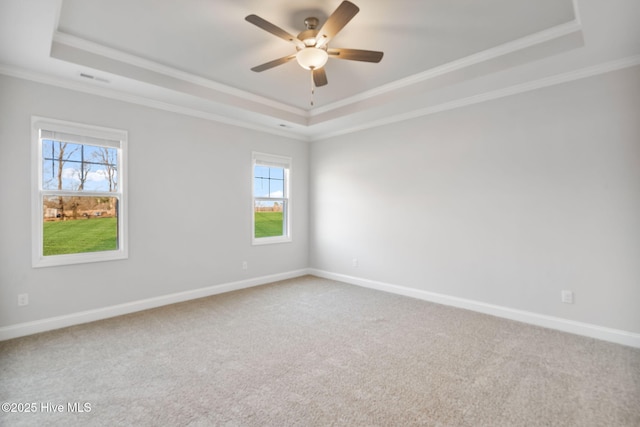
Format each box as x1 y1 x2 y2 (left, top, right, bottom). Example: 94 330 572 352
246 1 383 93
315 35 328 48
296 47 328 70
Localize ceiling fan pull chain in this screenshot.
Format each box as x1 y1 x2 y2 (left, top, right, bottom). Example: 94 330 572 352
310 70 315 107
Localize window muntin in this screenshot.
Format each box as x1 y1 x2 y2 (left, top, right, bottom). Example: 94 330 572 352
42 140 118 192
32 117 127 267
252 153 291 244
254 165 284 199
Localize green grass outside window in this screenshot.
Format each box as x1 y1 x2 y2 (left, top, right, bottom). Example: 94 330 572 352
43 217 118 256
254 212 284 238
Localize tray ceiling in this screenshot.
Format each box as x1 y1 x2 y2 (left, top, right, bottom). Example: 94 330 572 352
1 0 639 140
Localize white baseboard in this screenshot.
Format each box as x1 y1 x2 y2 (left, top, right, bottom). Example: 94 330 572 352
0 269 309 341
308 269 640 349
3 268 639 348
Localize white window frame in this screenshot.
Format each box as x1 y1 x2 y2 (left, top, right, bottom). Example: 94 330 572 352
31 117 128 267
251 152 292 245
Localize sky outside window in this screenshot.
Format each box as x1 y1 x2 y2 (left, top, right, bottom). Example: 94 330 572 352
42 140 118 192
254 166 284 198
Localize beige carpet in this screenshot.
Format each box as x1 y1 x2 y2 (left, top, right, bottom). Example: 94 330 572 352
1 275 639 426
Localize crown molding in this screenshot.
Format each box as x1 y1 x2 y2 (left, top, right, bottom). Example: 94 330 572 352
51 16 583 125
310 19 583 117
0 63 310 141
4 53 638 143
52 31 308 118
4 52 637 143
311 54 640 141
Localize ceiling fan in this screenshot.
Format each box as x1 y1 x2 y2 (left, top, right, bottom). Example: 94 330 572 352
245 1 383 90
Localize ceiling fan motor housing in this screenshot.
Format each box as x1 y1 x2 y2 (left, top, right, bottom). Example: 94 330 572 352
298 18 321 47
304 17 319 29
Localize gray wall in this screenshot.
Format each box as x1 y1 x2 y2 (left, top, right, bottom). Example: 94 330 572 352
310 66 640 333
0 75 309 327
2 65 639 336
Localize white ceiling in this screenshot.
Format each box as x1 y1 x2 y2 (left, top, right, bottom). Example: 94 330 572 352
1 0 639 141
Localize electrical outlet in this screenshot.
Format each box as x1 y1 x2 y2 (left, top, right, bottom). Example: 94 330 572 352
18 293 29 306
352 258 359 267
561 290 574 304
242 261 248 271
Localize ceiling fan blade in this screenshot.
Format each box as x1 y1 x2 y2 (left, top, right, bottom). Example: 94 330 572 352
245 15 304 48
316 1 359 45
313 68 328 87
327 48 384 63
251 54 296 72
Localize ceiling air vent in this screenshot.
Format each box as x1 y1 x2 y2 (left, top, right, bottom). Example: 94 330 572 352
79 72 110 84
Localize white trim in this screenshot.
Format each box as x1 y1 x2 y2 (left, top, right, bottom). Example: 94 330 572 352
313 54 640 141
52 31 307 117
0 269 309 341
251 235 292 246
3 268 639 348
0 64 310 142
2 51 639 143
7 53 638 144
52 16 581 122
34 117 127 143
572 0 582 27
308 269 640 349
310 19 583 117
31 116 128 268
251 152 292 245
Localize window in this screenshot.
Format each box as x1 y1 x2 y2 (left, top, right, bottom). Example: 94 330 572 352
252 152 291 244
32 117 127 267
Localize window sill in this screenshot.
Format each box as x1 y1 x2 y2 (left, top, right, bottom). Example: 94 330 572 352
32 249 128 268
252 236 292 246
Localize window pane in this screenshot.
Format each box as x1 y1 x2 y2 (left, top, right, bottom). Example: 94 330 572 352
42 159 61 190
267 179 284 198
254 177 270 198
43 196 118 255
253 166 285 198
64 142 83 162
268 168 284 180
254 200 285 238
42 140 118 192
252 153 290 244
254 165 270 179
